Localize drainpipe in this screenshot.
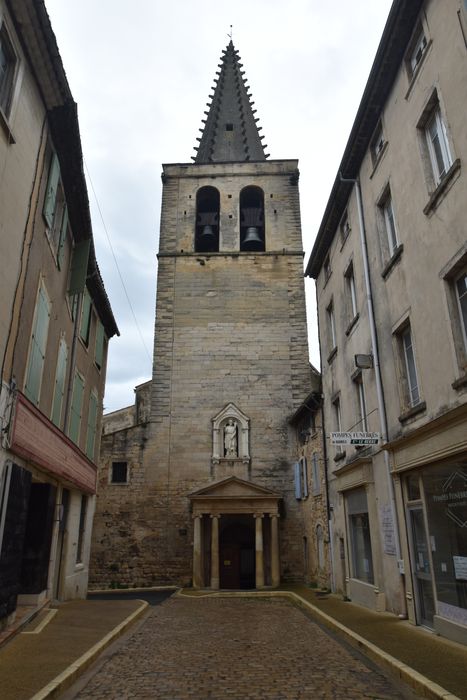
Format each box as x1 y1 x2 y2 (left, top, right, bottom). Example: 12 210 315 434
339 173 407 617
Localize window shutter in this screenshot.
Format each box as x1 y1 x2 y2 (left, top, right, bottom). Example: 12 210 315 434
312 453 321 495
301 457 308 499
43 153 60 227
80 289 92 344
95 320 105 369
294 462 302 500
68 239 90 295
51 339 68 427
68 372 84 444
57 205 68 269
85 392 98 460
24 285 50 405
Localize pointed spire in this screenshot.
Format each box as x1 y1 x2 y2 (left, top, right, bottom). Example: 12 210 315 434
193 41 267 163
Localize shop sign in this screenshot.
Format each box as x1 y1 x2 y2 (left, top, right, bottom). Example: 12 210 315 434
330 431 380 446
432 470 467 528
453 556 467 581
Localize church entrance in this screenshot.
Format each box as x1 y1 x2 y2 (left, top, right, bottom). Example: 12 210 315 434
219 516 255 589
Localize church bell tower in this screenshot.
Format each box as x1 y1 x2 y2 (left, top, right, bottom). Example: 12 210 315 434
92 42 312 590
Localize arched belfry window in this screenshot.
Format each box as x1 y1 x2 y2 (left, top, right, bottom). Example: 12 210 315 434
195 186 220 253
240 186 265 252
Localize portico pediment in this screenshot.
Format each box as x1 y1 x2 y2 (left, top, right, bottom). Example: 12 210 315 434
189 476 281 516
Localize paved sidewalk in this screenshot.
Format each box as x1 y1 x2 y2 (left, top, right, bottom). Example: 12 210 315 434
0 598 149 700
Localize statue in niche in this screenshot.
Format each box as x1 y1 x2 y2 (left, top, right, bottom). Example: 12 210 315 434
223 419 238 457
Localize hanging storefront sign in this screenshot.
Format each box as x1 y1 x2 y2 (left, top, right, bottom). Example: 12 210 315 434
330 431 380 446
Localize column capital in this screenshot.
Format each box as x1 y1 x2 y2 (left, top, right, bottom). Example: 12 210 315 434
270 512 280 519
210 513 220 520
192 513 203 520
253 513 265 519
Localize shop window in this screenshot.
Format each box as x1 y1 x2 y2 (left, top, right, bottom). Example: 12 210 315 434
240 186 265 251
346 487 374 584
422 463 467 626
195 186 219 252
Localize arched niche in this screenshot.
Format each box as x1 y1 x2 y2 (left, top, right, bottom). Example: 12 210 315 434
240 185 265 252
212 403 250 465
195 186 220 252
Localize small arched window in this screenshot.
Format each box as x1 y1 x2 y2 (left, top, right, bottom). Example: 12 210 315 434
195 186 220 253
240 186 265 251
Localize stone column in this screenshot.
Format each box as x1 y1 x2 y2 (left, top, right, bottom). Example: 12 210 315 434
271 513 280 588
210 514 220 590
254 514 264 589
193 514 203 588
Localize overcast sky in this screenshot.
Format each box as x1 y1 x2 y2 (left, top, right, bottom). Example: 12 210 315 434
45 0 393 413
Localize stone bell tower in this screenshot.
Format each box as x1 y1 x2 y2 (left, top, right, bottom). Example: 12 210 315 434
91 42 312 589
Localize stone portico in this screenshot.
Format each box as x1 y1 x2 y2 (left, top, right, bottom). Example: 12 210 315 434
189 477 281 590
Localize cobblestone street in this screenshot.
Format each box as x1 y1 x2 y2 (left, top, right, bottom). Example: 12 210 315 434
71 595 411 699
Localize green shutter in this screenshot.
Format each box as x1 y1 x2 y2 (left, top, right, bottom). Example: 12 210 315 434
68 239 90 295
24 284 50 405
80 289 92 345
51 339 68 427
85 391 98 460
43 153 60 227
68 372 84 444
57 205 68 270
95 320 105 369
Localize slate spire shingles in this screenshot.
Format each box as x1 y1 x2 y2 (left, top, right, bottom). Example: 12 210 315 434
193 41 268 163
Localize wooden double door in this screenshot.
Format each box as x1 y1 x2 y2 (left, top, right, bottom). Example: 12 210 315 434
219 518 255 589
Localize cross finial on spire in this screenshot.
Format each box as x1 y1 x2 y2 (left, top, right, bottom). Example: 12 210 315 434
228 24 233 40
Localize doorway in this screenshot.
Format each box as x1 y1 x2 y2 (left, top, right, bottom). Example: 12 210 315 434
219 516 255 589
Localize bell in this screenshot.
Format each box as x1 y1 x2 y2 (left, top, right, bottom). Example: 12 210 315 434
242 226 263 250
200 224 215 241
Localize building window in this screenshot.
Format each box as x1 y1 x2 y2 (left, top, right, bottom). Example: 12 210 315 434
294 458 308 500
323 254 331 283
406 26 428 79
43 151 68 267
346 487 374 585
455 269 467 354
68 371 84 444
0 23 17 117
425 106 453 186
316 524 325 570
396 323 421 408
339 211 351 246
344 262 358 324
311 452 321 496
24 281 50 406
326 301 337 354
85 391 98 460
353 373 368 432
51 337 68 428
111 461 128 484
195 186 220 253
380 190 399 258
76 495 87 563
332 396 344 460
240 186 265 251
370 122 386 166
442 253 467 377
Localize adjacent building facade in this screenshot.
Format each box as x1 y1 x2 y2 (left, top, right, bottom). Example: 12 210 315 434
90 42 314 591
0 0 118 629
307 0 467 644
